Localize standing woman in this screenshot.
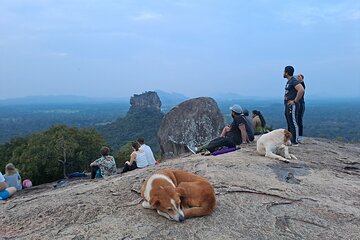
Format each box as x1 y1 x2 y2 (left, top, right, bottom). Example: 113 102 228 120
121 141 149 173
297 74 306 143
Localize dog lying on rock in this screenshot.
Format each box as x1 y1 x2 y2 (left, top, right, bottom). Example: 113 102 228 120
140 169 216 222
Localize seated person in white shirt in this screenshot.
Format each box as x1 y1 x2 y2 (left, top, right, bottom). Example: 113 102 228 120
121 141 149 173
137 137 156 166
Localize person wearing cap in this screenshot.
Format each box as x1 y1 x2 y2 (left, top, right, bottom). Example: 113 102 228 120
283 66 304 145
90 146 117 179
4 163 22 191
0 171 17 200
197 104 254 154
296 74 306 143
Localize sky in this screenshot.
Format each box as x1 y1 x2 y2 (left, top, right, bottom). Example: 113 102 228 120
0 0 359 100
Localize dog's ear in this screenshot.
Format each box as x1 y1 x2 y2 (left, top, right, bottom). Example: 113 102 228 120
150 197 160 208
175 187 186 197
284 130 292 143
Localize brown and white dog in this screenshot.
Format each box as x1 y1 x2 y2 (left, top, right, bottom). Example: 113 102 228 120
256 129 297 162
140 169 216 222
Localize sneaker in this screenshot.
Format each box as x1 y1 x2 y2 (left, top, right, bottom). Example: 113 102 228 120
187 145 197 154
204 150 211 156
291 143 299 147
298 137 305 144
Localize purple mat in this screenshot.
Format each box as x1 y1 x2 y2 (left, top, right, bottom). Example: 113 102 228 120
212 147 237 156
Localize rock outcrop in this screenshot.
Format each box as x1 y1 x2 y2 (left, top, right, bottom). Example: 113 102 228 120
1 138 359 239
157 97 225 158
97 91 164 151
129 91 161 113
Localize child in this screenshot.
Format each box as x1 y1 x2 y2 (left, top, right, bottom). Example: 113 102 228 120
4 163 22 190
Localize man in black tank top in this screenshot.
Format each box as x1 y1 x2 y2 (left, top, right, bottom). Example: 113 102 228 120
283 66 305 145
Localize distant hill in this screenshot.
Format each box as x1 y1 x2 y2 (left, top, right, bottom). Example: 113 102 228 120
155 90 189 110
0 91 189 107
0 95 129 105
0 93 359 146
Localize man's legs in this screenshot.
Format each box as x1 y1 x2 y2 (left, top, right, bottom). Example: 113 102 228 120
121 162 138 173
285 103 300 144
206 137 236 153
91 166 100 179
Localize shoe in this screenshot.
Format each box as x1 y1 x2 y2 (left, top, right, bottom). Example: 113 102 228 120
187 145 197 154
291 143 299 147
298 137 304 144
204 150 211 156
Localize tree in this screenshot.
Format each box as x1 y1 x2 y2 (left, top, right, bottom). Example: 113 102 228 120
115 141 133 168
0 125 106 185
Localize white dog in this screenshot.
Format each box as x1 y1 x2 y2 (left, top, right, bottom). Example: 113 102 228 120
256 129 297 162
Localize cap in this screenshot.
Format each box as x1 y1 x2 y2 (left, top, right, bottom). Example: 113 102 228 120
229 104 243 114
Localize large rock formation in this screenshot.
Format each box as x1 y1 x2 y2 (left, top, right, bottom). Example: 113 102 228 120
129 91 161 113
97 91 164 151
1 138 360 239
157 97 225 158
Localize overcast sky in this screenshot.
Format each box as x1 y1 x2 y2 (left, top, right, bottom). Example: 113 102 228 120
0 0 359 100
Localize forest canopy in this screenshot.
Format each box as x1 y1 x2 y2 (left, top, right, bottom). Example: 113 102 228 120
0 125 106 185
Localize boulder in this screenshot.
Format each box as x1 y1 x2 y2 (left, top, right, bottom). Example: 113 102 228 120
157 97 225 158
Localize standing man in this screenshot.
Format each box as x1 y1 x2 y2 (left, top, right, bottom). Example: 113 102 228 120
283 66 304 145
137 137 156 166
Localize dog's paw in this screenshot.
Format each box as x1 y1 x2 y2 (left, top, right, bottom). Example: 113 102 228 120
142 201 151 209
276 156 289 162
290 154 298 160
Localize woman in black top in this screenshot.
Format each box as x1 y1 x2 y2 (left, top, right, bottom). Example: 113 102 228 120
296 74 306 143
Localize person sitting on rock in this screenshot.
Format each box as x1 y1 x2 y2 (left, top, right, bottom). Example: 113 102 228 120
137 137 156 166
121 141 149 173
198 104 254 155
252 110 267 135
4 163 22 191
0 171 17 201
90 147 117 179
242 108 255 138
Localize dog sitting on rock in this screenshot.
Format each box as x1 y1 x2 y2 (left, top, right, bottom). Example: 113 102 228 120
256 129 297 163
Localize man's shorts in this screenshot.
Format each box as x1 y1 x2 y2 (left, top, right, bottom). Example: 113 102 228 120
0 189 10 200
